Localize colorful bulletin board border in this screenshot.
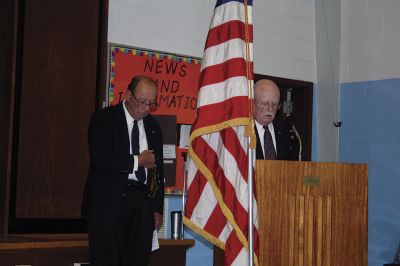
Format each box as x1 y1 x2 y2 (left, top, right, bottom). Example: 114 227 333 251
107 43 201 124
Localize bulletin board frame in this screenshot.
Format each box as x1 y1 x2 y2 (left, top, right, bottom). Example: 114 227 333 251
107 43 201 124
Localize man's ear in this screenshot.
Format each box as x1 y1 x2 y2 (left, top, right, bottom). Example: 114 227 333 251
126 89 133 101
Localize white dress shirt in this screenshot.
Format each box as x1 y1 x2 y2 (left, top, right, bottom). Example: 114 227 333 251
255 120 277 158
123 101 149 182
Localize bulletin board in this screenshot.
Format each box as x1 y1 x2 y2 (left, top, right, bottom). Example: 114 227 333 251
108 44 200 194
108 44 201 124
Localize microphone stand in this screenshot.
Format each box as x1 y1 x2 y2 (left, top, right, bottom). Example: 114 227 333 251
181 152 188 239
291 124 302 161
286 114 302 161
283 89 302 161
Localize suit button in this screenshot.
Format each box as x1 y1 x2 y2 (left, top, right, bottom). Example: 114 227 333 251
122 192 127 197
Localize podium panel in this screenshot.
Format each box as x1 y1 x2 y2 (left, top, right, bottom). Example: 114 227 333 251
255 160 367 266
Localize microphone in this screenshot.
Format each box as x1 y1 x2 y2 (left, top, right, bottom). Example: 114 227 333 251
282 88 293 116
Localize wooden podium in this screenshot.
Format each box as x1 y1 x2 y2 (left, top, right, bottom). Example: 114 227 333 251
255 160 368 266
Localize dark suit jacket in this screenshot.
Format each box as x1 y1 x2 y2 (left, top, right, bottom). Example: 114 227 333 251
255 118 298 161
81 103 164 224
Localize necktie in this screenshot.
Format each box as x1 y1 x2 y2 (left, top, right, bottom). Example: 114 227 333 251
263 125 277 160
132 120 146 183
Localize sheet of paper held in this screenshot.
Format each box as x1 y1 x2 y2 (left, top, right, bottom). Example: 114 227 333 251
151 229 159 251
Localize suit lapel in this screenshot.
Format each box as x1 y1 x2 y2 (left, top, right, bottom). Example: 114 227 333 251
273 120 284 160
143 116 156 150
114 103 130 154
254 124 265 160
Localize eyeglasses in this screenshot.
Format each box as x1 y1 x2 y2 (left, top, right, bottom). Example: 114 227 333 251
132 94 157 108
254 100 280 110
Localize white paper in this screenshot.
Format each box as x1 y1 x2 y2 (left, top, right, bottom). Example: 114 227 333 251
151 229 159 251
179 125 191 148
163 144 176 159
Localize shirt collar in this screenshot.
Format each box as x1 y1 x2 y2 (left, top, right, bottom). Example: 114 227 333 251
255 119 273 131
122 100 135 125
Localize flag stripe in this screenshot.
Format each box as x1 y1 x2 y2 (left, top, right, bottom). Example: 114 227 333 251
230 245 249 266
197 76 249 108
225 230 248 265
199 58 253 88
218 222 233 243
186 158 198 188
190 182 218 228
202 131 249 215
205 20 253 50
185 169 208 220
192 96 249 130
220 127 249 181
212 2 253 29
203 204 227 236
193 133 253 234
201 39 253 71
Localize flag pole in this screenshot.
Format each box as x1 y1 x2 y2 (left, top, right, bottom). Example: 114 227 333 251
243 1 256 264
248 143 255 265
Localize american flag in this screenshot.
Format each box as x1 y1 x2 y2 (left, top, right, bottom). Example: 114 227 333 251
183 0 259 265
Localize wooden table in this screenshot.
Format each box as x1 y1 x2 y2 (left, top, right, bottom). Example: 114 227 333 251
0 234 195 266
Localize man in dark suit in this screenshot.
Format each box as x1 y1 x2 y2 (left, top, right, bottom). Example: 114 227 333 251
254 79 298 160
82 75 164 266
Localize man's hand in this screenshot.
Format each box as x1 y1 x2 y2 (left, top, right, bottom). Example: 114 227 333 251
154 212 163 230
138 150 155 168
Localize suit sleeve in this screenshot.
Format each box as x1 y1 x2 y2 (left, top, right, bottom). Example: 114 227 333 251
88 110 135 174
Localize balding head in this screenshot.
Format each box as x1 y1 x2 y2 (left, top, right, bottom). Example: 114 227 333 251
125 75 158 120
253 79 281 126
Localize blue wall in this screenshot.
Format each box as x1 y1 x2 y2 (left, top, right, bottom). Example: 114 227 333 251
312 84 319 161
166 196 213 266
340 78 400 266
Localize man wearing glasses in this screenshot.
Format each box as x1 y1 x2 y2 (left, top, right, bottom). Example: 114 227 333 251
82 75 164 266
253 79 297 160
